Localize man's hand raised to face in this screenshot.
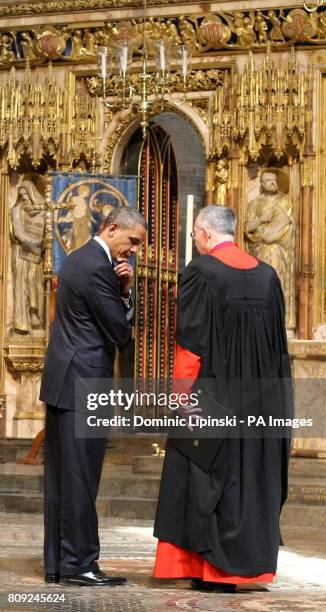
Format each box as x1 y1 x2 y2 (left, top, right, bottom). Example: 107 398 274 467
114 259 134 296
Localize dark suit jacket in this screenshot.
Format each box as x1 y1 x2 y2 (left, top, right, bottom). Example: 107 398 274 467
40 238 131 410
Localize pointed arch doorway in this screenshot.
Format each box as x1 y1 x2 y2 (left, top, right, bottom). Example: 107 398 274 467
121 124 178 384
119 113 206 393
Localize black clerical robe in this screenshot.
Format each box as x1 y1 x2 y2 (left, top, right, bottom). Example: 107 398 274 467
154 251 292 577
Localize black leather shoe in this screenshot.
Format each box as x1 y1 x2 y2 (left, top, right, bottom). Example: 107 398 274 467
60 570 127 587
190 578 236 593
45 573 60 584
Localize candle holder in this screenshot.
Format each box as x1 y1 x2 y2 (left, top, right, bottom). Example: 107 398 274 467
96 0 192 135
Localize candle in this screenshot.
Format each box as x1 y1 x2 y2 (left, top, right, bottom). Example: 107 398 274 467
185 194 194 266
159 41 166 72
181 46 188 79
120 45 128 75
101 50 107 80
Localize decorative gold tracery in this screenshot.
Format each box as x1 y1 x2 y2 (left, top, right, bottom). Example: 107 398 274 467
0 64 99 169
0 7 326 69
209 47 311 163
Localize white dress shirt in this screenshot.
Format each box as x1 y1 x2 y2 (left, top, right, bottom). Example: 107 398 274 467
94 235 112 263
93 236 132 309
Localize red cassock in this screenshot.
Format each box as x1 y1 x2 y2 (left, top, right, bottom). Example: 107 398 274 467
154 242 275 584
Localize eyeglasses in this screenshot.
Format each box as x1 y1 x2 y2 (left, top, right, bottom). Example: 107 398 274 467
190 226 205 240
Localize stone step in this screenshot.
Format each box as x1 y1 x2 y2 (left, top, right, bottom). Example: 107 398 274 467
1 491 324 529
0 472 44 493
288 458 326 479
0 435 166 465
288 480 326 505
0 465 160 498
0 439 44 463
0 492 157 520
99 474 160 499
97 497 158 520
0 492 43 514
132 456 326 478
133 456 164 475
281 503 326 529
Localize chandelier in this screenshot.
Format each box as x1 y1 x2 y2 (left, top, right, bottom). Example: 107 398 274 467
96 0 192 135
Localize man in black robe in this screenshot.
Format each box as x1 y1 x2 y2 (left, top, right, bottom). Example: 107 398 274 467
153 205 292 591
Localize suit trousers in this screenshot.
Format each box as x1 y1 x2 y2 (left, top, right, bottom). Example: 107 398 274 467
44 404 108 576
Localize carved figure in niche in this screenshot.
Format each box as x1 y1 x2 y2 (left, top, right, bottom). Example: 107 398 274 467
211 159 229 205
139 18 165 55
10 180 45 333
71 30 84 57
95 22 118 48
0 34 15 63
179 16 197 51
165 19 181 45
21 32 42 62
244 169 295 330
234 12 256 47
255 11 268 45
82 29 96 55
57 183 96 252
268 11 285 42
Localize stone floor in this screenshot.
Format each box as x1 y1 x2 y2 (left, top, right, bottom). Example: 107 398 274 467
0 514 326 611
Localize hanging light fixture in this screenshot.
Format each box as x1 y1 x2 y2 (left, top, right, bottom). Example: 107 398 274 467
97 0 192 136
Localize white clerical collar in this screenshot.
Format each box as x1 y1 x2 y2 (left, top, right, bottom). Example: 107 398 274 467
93 235 112 264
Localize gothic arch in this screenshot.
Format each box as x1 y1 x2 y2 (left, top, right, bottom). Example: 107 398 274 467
104 101 209 175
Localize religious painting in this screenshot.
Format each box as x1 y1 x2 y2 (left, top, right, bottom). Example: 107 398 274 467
51 172 138 272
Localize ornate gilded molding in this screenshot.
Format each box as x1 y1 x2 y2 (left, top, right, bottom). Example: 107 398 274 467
288 340 326 358
87 69 227 98
8 362 44 372
4 332 46 374
0 0 183 17
0 7 326 68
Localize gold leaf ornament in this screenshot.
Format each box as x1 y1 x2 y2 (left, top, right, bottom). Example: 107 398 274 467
37 27 67 60
282 9 318 40
200 15 232 48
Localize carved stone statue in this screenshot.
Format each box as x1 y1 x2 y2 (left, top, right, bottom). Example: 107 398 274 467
10 180 46 333
211 159 228 205
244 169 295 331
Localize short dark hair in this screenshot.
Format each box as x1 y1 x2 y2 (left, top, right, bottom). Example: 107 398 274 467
102 207 147 231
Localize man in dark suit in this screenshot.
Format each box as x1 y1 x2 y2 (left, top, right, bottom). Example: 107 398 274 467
40 207 147 586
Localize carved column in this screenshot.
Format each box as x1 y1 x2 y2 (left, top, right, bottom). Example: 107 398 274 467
0 394 6 438
5 350 45 438
205 158 216 205
298 61 315 340
228 152 241 240
0 167 9 434
298 157 314 339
